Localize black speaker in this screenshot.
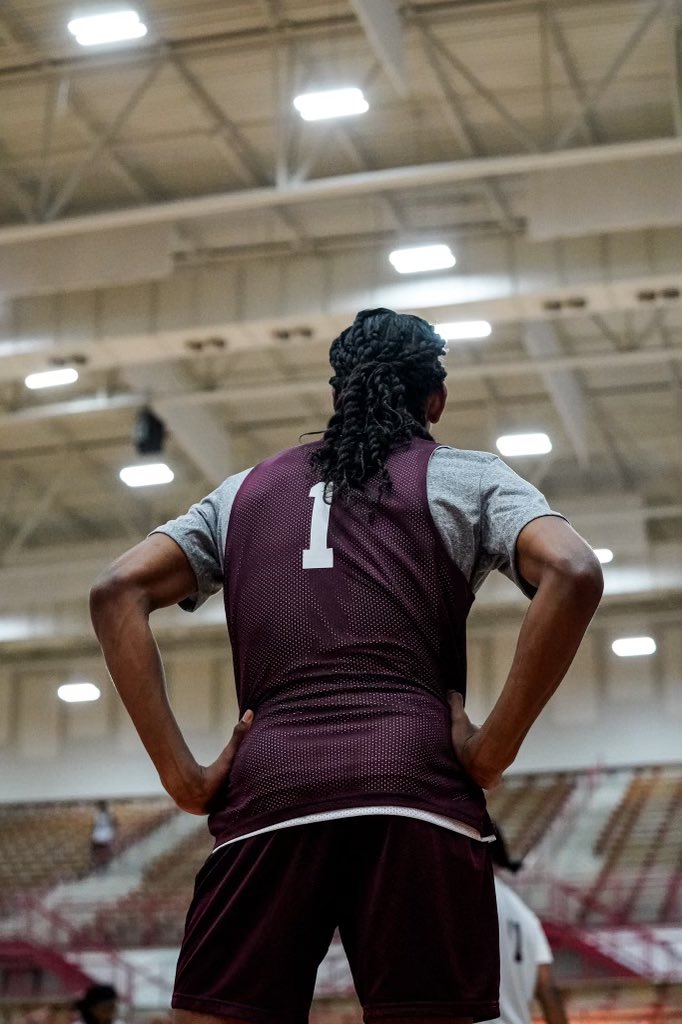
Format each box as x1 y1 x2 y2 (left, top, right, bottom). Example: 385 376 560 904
133 408 166 455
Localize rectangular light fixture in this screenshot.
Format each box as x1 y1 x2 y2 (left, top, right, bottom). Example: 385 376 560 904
611 636 656 657
389 245 456 275
58 682 101 703
293 87 369 122
496 432 552 457
25 368 79 390
68 10 147 46
593 548 614 564
120 462 174 487
434 321 491 341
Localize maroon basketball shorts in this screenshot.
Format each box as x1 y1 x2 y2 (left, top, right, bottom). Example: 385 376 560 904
172 816 499 1024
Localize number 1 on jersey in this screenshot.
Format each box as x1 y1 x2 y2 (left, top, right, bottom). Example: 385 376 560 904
302 481 334 569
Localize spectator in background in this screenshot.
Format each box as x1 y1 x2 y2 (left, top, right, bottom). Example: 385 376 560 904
90 800 117 871
485 824 569 1024
75 986 119 1024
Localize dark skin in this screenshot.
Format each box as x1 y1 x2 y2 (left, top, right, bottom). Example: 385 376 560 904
90 384 600 1024
535 963 570 1024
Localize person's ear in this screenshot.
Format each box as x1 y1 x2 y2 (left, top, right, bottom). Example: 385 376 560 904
426 384 447 425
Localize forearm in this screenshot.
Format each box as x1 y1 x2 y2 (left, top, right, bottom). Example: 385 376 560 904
537 978 569 1024
90 584 197 794
475 566 602 777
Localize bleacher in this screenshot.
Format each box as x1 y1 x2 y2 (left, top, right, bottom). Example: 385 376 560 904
582 767 682 924
486 771 575 860
0 798 176 912
2 766 681 949
78 825 213 948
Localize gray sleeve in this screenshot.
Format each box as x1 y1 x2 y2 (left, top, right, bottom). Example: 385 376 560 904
475 456 567 597
427 447 485 586
427 447 566 597
150 467 252 612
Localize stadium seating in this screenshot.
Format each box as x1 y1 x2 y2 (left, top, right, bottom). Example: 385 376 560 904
78 825 213 948
486 771 575 859
0 799 176 912
583 767 682 924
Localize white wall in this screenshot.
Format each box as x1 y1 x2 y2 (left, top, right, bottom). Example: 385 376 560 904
0 616 680 804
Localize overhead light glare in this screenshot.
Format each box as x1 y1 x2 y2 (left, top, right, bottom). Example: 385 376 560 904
496 432 552 457
434 320 492 341
389 245 456 275
593 548 614 564
612 636 656 657
25 368 79 390
293 87 369 122
119 462 174 487
67 10 147 46
58 682 101 703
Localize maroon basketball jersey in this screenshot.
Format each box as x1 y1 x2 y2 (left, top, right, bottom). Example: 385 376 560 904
209 438 491 845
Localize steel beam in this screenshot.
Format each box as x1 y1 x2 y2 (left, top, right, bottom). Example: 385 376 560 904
669 0 682 135
523 321 591 467
349 0 407 96
421 26 539 153
554 0 666 149
45 61 163 221
416 26 517 229
2 338 682 438
0 136 680 244
170 53 303 243
546 4 604 144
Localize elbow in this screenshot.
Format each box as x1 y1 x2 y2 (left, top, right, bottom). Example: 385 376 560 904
89 569 120 628
573 552 605 605
546 549 604 606
89 568 143 630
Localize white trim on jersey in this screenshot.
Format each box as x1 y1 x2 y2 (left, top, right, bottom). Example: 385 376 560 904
211 805 495 854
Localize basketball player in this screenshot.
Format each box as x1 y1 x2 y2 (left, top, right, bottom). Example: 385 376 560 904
484 826 569 1024
90 309 603 1024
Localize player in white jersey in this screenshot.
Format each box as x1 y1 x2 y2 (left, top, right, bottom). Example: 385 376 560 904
484 826 569 1024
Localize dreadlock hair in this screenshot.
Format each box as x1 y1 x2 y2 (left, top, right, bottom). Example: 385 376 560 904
310 308 447 505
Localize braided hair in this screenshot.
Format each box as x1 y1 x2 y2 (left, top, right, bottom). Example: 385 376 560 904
310 308 447 504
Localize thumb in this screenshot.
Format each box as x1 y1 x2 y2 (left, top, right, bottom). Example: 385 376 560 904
216 709 254 769
447 690 465 716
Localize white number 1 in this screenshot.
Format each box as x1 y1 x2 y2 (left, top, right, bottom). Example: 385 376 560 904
302 481 334 569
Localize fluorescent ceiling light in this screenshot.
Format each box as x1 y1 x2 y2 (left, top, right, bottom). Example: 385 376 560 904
25 368 79 390
611 636 656 658
58 682 101 703
120 462 174 487
389 245 456 275
434 321 491 341
593 548 614 564
496 432 552 457
68 10 147 46
293 87 369 122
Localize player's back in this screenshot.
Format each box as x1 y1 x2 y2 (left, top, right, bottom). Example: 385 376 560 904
209 437 490 845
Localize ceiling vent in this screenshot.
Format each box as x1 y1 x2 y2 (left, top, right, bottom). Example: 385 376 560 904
272 326 314 342
636 287 680 303
184 336 227 352
49 353 87 366
541 296 588 313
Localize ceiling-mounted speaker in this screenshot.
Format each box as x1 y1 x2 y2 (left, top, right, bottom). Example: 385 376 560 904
133 407 166 455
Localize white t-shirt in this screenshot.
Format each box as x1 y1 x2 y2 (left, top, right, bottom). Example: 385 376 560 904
485 877 553 1024
91 809 116 844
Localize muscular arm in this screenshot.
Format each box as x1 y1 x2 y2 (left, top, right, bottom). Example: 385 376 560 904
535 963 569 1024
89 534 251 813
451 517 603 787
